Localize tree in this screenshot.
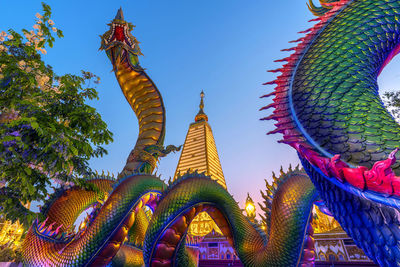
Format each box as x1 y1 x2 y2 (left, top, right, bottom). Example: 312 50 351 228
0 3 113 226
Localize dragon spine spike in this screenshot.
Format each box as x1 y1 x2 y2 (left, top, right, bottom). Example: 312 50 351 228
263 80 276 85
267 68 283 73
260 190 267 200
280 47 296 52
259 103 276 111
260 92 276 98
289 38 305 43
280 166 284 175
48 222 56 230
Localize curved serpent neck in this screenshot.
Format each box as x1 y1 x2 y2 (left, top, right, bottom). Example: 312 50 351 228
294 0 400 171
114 63 166 176
100 9 167 176
264 0 400 171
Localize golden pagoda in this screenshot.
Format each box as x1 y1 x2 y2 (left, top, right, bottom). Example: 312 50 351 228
311 205 340 234
174 91 225 236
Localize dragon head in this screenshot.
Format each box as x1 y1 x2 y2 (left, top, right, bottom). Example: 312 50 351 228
100 8 143 70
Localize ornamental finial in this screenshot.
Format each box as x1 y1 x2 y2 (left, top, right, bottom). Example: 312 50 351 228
200 90 205 110
115 7 124 21
195 90 208 122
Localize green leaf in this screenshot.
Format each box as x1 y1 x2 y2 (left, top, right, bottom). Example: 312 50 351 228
31 121 39 129
24 168 32 175
71 146 79 156
38 40 45 48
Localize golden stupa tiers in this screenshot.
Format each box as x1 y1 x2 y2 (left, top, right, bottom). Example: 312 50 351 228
174 91 226 236
174 91 226 189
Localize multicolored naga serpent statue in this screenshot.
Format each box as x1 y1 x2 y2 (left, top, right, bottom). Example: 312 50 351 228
22 8 179 266
21 0 400 266
262 0 400 266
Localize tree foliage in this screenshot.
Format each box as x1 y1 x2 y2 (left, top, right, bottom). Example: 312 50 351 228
0 3 113 226
383 91 400 122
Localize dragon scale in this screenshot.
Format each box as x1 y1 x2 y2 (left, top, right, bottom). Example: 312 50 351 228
39 179 114 233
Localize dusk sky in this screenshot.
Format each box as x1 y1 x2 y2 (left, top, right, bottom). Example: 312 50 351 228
2 1 400 213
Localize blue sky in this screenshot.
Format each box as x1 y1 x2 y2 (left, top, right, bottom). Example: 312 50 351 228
2 1 400 212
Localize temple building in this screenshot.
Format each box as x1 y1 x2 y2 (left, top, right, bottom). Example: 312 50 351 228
312 206 377 266
198 230 238 262
174 91 226 237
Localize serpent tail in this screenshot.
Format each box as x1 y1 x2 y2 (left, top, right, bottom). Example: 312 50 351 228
143 169 317 267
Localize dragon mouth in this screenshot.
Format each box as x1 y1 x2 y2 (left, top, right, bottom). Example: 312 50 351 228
103 23 135 49
100 8 142 70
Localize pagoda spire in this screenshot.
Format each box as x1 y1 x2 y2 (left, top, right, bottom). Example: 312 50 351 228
173 91 227 237
174 91 226 189
195 90 208 122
